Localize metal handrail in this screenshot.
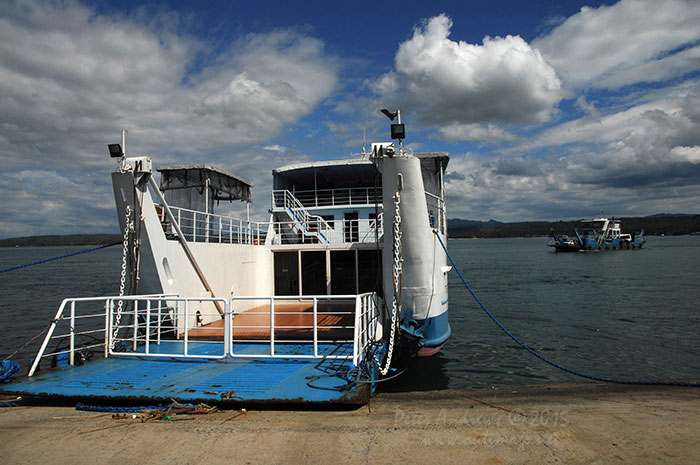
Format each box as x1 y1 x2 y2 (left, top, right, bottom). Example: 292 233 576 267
107 296 229 359
277 187 382 208
272 190 332 243
28 292 382 374
159 204 267 245
28 293 177 376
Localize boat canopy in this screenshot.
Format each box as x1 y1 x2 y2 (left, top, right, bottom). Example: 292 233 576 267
272 159 376 191
157 164 253 213
416 152 449 199
272 153 448 194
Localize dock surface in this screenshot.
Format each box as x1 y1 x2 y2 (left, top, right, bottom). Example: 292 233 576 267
1 382 698 464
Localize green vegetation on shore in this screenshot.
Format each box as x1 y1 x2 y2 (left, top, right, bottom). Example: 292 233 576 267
0 234 121 247
448 214 700 238
1 214 698 246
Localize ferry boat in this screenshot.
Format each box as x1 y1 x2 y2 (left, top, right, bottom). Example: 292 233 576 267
549 216 645 252
1 111 451 405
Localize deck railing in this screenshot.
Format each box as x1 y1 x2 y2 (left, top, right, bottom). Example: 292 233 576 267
28 292 382 375
425 191 447 235
157 191 440 245
268 217 383 245
271 190 333 243
274 188 382 208
229 293 381 364
157 206 383 246
27 293 177 376
161 205 268 245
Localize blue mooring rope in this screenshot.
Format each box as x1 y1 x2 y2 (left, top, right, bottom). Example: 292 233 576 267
433 231 700 387
0 242 120 274
0 361 21 406
75 402 195 413
0 361 20 383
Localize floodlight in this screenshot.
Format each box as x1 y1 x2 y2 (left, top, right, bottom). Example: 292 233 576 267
390 124 405 140
108 143 123 158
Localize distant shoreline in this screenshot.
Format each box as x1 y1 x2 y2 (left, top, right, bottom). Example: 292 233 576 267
447 214 700 239
1 214 698 246
0 234 121 248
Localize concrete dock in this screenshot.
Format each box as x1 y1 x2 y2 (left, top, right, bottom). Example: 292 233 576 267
1 382 699 464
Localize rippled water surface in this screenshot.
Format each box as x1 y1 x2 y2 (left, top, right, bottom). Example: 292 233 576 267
2 236 699 389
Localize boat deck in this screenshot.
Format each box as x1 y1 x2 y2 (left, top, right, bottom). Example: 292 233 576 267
1 342 370 405
189 301 354 340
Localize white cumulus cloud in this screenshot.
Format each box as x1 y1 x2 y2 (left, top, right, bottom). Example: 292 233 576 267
533 0 700 89
374 14 564 135
0 0 338 237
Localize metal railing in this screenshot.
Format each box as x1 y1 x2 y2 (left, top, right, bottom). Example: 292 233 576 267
107 296 228 359
157 205 382 246
160 205 268 245
271 190 332 243
28 293 177 376
229 293 381 364
28 292 382 375
268 218 383 245
425 192 447 234
280 188 382 208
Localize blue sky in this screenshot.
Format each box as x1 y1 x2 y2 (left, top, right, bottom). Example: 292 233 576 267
1 0 699 237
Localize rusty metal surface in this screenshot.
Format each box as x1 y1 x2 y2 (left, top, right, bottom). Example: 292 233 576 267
1 342 371 406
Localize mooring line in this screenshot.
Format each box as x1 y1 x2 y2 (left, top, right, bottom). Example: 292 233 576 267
0 242 120 274
433 231 700 388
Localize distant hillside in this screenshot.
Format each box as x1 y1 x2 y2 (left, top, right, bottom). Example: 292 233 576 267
2 214 699 245
0 234 121 247
447 214 700 238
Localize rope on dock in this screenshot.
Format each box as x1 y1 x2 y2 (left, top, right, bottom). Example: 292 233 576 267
75 402 195 413
0 242 121 274
434 230 700 388
0 361 19 384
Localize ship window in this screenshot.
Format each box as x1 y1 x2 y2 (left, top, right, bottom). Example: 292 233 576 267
330 250 356 294
274 252 299 296
301 251 327 295
357 250 381 294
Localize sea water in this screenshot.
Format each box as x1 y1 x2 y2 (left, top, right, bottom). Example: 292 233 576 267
1 236 699 390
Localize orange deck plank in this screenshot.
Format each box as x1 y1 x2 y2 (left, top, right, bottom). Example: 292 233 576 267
188 302 355 340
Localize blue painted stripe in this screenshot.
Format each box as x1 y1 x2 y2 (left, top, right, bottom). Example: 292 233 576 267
409 311 451 348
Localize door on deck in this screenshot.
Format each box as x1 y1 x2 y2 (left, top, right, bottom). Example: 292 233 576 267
344 212 358 243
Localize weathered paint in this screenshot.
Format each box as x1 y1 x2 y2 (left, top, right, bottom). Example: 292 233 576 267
1 342 369 405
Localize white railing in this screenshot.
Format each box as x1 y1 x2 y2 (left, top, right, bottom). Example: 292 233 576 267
28 292 382 375
107 296 228 359
229 293 381 365
268 218 383 245
157 204 382 246
28 293 177 376
271 190 332 244
280 188 382 208
160 205 268 245
425 192 447 234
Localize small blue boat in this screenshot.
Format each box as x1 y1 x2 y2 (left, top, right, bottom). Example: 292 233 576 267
549 216 645 252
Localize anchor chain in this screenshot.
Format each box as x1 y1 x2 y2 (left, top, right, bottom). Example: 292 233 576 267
376 191 402 376
111 205 133 349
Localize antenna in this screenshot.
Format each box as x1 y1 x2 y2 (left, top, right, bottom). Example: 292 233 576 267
361 128 367 158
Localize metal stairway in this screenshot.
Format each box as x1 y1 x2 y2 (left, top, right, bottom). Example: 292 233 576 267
272 190 332 244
